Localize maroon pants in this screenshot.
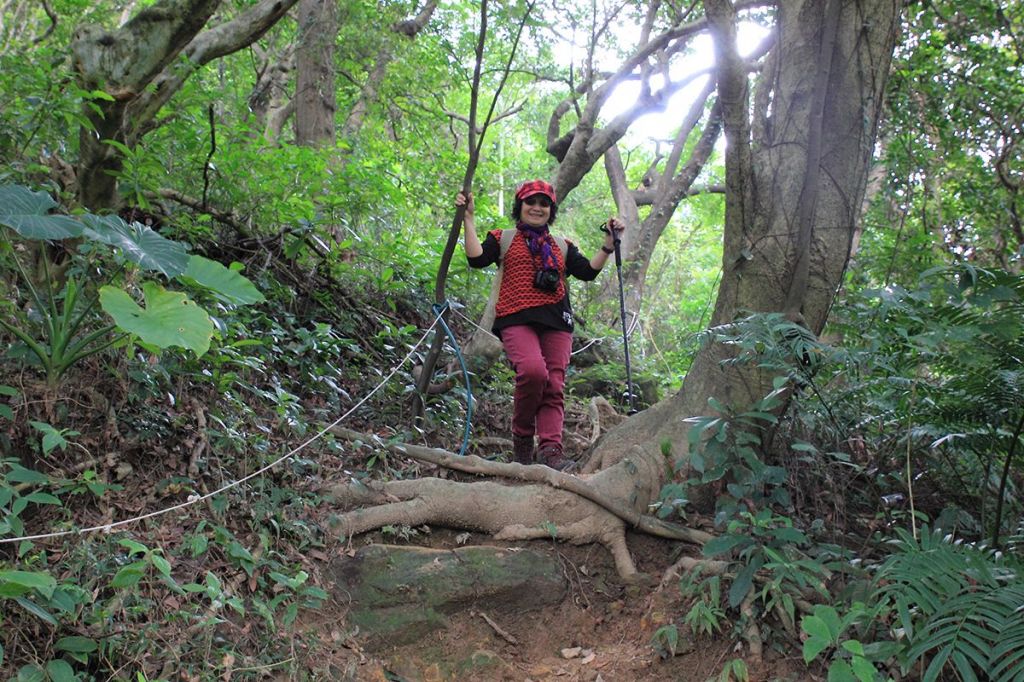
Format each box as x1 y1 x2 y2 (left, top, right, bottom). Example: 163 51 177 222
500 324 573 451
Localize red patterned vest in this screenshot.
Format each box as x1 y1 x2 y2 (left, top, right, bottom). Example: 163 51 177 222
490 229 567 318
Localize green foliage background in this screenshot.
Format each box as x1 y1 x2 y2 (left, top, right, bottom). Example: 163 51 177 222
0 0 1022 679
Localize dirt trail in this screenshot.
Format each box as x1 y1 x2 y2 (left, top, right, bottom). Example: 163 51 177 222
302 532 796 682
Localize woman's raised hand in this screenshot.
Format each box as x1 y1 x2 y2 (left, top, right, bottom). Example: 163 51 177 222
455 191 474 216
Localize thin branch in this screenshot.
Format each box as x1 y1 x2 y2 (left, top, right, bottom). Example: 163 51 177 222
202 104 216 211
414 0 535 411
32 0 58 44
149 188 251 238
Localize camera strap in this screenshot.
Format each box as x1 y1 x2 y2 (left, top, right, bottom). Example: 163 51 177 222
482 229 566 330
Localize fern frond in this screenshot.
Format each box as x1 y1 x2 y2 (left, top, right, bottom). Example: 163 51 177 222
873 529 1024 681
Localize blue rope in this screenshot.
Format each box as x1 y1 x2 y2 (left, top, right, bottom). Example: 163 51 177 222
433 301 473 456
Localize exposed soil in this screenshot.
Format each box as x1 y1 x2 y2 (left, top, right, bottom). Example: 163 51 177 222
298 530 804 682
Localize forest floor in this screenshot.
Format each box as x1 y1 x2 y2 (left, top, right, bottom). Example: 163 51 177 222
1 355 810 680
294 527 803 681
282 394 807 682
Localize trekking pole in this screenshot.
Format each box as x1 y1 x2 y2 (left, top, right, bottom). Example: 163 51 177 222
607 220 636 413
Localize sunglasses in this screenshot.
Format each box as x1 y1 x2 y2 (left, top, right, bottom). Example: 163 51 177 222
523 196 552 207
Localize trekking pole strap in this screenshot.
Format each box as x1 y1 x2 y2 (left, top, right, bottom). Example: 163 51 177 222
432 301 473 456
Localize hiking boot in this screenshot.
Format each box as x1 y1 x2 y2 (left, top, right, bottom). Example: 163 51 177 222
538 444 574 472
512 434 535 464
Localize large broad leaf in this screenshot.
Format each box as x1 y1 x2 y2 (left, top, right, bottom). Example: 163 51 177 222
0 185 82 240
179 255 265 305
81 214 189 277
99 283 213 356
0 570 57 598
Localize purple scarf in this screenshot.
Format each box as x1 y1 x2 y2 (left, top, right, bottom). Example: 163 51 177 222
516 221 558 271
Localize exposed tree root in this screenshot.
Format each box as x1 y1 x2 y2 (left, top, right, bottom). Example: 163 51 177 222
581 397 626 475
325 427 710 580
740 592 764 663
658 555 731 590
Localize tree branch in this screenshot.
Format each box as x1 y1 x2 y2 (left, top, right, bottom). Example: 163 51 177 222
32 0 58 45
127 0 301 139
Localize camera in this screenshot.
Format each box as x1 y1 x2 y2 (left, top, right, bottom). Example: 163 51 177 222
533 267 560 292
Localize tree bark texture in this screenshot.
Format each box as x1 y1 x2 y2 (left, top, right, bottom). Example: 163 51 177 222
326 435 674 580
593 0 901 468
294 0 336 146
71 0 299 209
247 43 295 143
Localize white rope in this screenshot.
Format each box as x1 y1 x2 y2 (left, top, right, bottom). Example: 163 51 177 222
0 316 443 546
448 305 496 340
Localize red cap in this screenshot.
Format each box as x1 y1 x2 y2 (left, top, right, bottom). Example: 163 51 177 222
515 180 557 204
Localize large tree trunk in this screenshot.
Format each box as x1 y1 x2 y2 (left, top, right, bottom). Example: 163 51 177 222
293 0 336 146
247 43 296 143
595 0 902 467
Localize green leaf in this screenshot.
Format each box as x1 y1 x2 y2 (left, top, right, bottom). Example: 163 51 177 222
117 539 148 556
22 492 62 506
55 636 98 653
283 601 299 626
802 631 832 664
0 185 83 240
740 410 777 424
841 640 864 656
801 614 832 643
14 596 58 625
5 463 49 484
770 527 807 544
702 534 749 557
179 256 265 305
41 431 66 455
302 586 329 602
150 554 172 578
16 664 46 682
707 396 727 413
110 563 146 589
100 283 213 356
728 561 757 608
922 646 951 682
0 570 57 598
949 651 979 682
826 660 857 682
81 214 189 277
850 656 876 682
813 604 843 640
48 586 86 615
45 659 76 682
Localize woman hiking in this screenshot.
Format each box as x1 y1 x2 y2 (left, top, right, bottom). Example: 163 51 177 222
457 180 624 471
